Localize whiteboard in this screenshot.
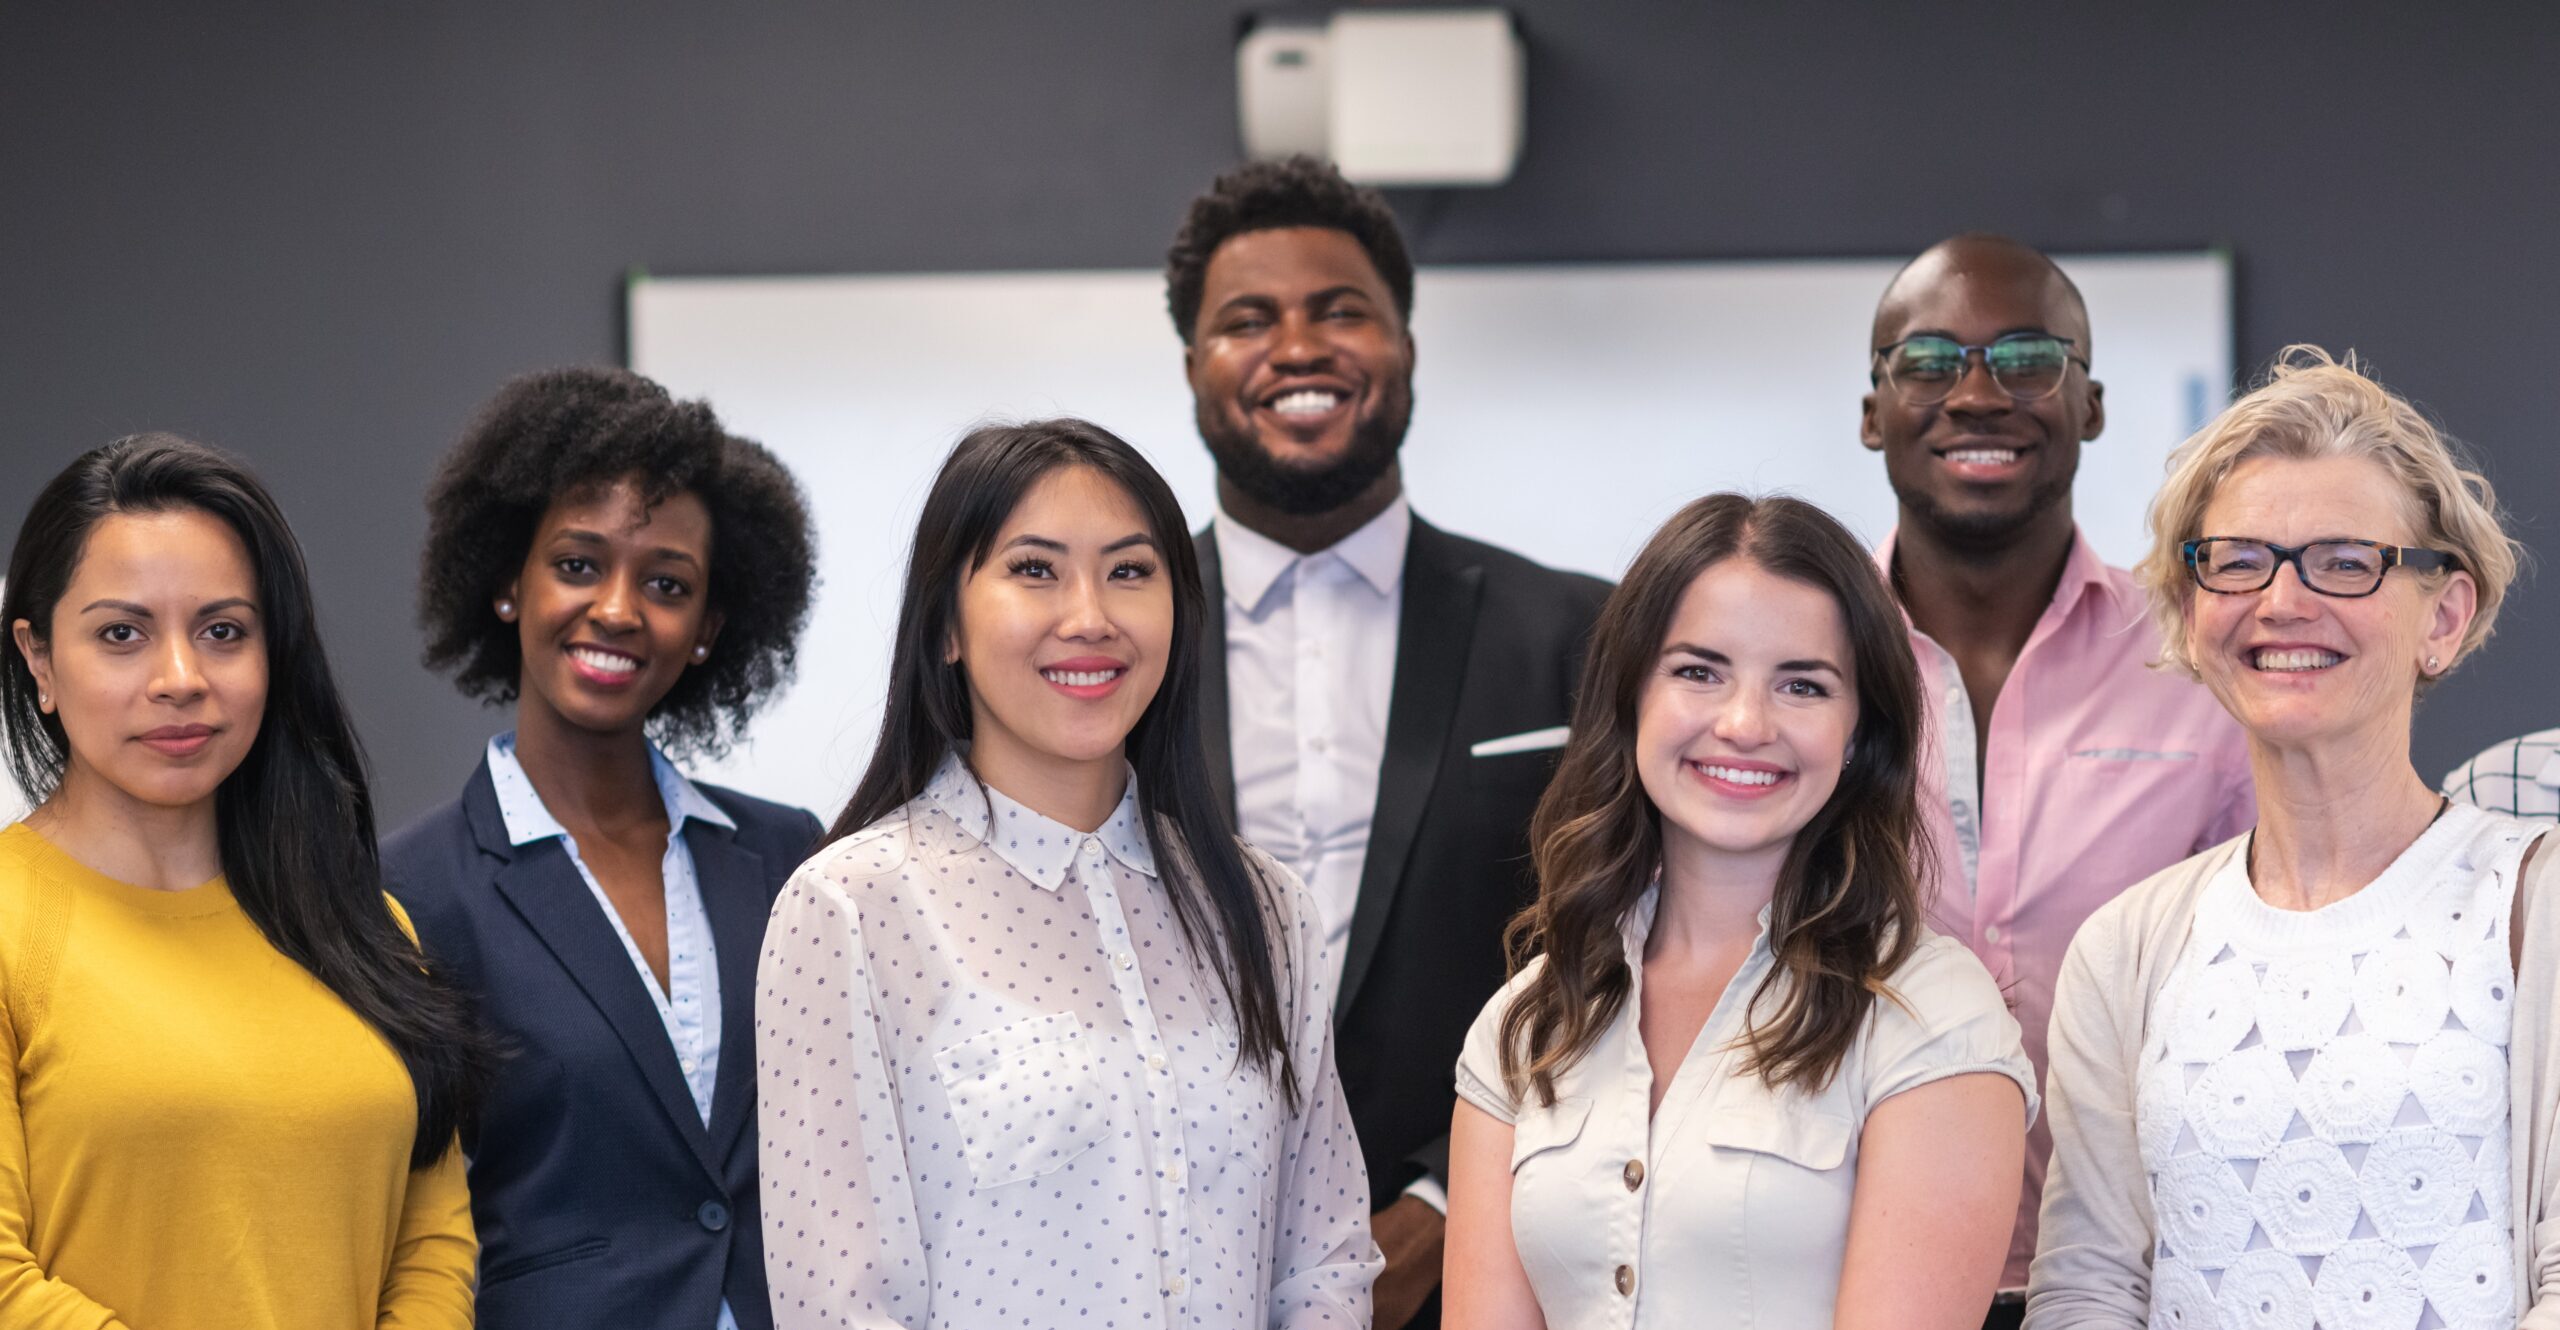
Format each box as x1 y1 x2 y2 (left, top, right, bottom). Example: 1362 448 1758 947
630 253 2230 812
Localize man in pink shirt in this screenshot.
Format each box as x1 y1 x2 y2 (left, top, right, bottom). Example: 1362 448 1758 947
1861 234 2254 1327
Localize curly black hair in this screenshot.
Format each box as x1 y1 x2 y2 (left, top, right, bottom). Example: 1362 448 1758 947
418 366 817 758
1163 154 1415 344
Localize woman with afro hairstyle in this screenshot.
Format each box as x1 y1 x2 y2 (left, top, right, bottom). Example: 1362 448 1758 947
383 365 820 1330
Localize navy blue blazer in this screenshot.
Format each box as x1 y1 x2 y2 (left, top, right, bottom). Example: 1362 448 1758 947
384 758 822 1330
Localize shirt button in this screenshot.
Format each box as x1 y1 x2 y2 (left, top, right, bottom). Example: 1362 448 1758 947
1167 1161 1185 1185
1984 924 2003 943
1115 951 1135 970
1310 737 1330 754
1169 1275 1188 1296
1622 1159 1644 1190
1147 1052 1167 1071
1615 1264 1635 1296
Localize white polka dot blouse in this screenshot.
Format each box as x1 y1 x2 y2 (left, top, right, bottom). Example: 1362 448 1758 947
755 752 1382 1328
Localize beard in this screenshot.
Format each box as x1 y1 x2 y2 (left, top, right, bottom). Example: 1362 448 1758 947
1891 467 2075 551
1197 384 1413 517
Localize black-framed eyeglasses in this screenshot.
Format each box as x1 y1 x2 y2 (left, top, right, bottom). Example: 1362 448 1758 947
1870 332 2089 405
2182 538 2459 598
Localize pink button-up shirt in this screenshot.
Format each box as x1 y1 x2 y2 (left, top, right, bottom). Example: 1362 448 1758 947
1885 527 2255 1290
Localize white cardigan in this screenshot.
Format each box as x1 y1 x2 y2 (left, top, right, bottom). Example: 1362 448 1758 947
2027 829 2560 1328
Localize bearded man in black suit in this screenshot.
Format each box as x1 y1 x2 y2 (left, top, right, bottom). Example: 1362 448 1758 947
1166 156 1613 1330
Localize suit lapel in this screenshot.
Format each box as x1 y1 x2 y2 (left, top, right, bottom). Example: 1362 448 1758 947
1195 527 1239 821
1338 519 1481 1020
471 775 722 1179
692 822 770 1159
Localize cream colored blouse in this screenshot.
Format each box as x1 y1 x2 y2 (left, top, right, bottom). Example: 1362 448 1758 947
1455 887 2037 1330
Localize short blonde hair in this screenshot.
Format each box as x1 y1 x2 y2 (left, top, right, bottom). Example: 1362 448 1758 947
2137 346 2519 680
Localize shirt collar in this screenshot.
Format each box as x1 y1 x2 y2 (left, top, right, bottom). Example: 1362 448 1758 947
919 751 1158 890
1876 522 2128 632
484 731 736 850
2536 750 2560 792
1213 494 1412 615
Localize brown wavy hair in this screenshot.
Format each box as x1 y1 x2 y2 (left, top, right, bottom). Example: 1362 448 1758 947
1499 493 1933 1105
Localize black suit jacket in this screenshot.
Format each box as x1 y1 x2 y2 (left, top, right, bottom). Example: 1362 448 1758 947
383 760 822 1330
1198 515 1612 1211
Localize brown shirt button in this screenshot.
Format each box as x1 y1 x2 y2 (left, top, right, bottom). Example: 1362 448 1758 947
1615 1264 1635 1296
1622 1159 1645 1190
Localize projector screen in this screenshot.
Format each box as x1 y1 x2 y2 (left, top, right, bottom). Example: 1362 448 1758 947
629 253 2230 811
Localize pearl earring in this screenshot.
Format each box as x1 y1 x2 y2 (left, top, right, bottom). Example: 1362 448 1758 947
2427 655 2441 672
36 693 48 709
691 645 709 662
496 599 515 618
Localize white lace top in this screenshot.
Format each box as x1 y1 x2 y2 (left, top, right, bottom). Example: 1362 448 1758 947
2139 802 2534 1330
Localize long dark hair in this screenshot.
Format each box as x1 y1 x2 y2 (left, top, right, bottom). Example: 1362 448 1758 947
833 418 1297 1102
1500 493 1931 1104
2 434 493 1166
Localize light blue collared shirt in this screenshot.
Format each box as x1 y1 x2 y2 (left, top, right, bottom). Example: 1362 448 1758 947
486 733 740 1330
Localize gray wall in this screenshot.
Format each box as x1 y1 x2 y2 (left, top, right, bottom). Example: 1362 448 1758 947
6 2 2556 825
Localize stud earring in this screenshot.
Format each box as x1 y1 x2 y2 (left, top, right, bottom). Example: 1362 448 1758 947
496 599 515 619
36 693 49 709
691 645 709 662
2427 655 2442 672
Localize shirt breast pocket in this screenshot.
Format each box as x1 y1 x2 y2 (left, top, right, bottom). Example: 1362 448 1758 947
932 1012 1110 1191
1699 1089 1852 1173
1509 1094 1594 1176
2053 742 2225 857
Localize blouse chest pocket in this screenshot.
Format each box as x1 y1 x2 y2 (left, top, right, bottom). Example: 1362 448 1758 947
1509 1095 1594 1175
931 1012 1111 1191
1699 1083 1853 1173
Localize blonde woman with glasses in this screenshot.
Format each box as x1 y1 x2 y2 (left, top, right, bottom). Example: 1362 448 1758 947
2029 349 2555 1330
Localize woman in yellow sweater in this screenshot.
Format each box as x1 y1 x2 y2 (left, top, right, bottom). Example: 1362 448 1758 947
0 433 493 1328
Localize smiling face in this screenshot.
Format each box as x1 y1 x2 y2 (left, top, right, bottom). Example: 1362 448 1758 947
1635 557 1860 888
11 508 268 815
503 476 720 739
2184 453 2474 760
1184 225 1415 516
949 465 1174 793
1861 239 2105 548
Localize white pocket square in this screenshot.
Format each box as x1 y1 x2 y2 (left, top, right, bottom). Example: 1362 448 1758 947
1472 726 1572 758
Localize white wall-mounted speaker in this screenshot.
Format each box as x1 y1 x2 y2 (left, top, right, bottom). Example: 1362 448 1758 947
1235 8 1525 187
1236 18 1331 161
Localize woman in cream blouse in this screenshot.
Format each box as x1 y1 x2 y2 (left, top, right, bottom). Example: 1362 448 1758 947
2030 350 2548 1329
1444 493 2036 1330
756 419 1378 1328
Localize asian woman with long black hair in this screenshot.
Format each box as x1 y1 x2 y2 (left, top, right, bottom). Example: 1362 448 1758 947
756 418 1380 1328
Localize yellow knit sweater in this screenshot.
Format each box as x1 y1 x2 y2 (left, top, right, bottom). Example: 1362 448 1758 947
0 822 474 1329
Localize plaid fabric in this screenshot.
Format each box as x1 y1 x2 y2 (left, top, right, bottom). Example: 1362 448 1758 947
2441 725 2560 819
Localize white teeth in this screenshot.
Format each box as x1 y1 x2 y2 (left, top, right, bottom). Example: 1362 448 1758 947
1041 668 1121 687
572 647 638 675
1945 448 2021 465
2253 648 2343 672
1270 389 1344 417
1699 764 1783 787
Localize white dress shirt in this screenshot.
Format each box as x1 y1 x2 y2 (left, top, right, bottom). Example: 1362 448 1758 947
1215 496 1409 992
1455 888 2036 1330
485 731 740 1330
756 753 1381 1329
